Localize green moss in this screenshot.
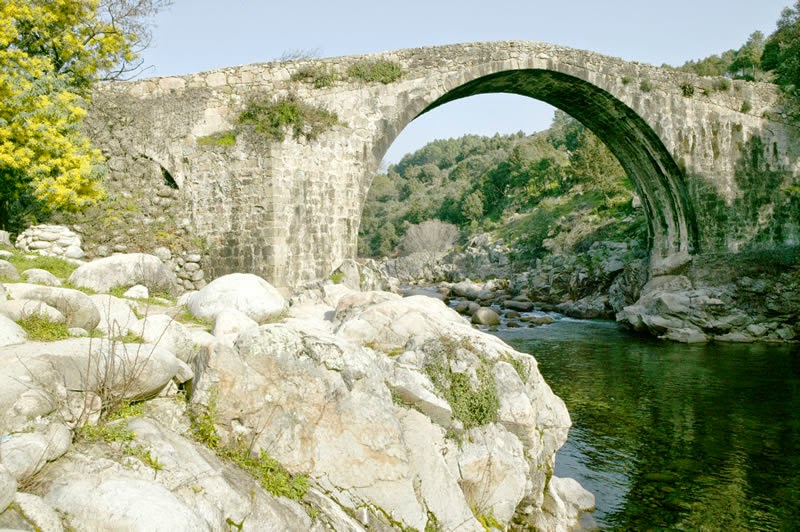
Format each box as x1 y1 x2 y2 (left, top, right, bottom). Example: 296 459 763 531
77 421 136 444
238 93 340 143
347 60 403 84
16 313 71 341
424 337 499 430
198 130 237 148
329 271 345 284
110 332 146 344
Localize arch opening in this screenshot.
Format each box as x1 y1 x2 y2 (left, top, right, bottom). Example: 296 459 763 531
370 69 699 272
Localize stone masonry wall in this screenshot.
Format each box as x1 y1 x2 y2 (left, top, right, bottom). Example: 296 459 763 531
84 41 800 291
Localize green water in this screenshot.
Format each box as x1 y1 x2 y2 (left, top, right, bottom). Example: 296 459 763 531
499 319 800 531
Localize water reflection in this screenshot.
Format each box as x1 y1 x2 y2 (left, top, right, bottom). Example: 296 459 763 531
499 320 800 530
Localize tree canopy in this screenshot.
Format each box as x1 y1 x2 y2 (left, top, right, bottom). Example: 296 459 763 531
0 0 170 230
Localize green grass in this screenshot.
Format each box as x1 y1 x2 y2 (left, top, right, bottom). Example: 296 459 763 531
16 313 71 341
5 252 77 279
238 93 340 142
347 60 403 84
188 387 308 500
110 331 146 344
329 271 345 284
198 130 237 148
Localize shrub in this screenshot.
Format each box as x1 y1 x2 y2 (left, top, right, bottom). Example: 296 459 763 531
398 219 459 255
639 80 652 92
713 78 731 92
681 83 695 97
741 100 752 113
238 94 340 142
291 64 338 88
621 75 633 85
347 60 403 84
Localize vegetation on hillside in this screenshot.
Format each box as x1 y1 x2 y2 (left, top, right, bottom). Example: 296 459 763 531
358 111 646 267
673 1 800 97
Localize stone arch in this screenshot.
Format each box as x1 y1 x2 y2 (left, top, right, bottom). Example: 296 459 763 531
372 68 699 273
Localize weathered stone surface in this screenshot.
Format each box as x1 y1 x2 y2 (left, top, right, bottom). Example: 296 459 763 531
11 492 64 532
0 261 19 281
45 477 207 531
15 225 82 259
130 314 196 363
187 273 286 323
211 307 259 347
0 339 186 402
89 294 139 336
0 315 26 347
534 475 596 531
0 424 71 481
471 306 500 326
0 299 66 324
4 284 100 331
68 253 179 296
20 268 62 287
0 464 15 513
123 284 149 299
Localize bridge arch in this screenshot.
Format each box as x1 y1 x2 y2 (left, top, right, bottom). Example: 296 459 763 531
371 68 699 272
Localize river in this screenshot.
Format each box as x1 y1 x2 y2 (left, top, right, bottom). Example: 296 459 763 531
497 319 800 531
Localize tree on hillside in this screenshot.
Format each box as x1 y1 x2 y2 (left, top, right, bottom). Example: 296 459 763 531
762 1 800 92
0 0 171 231
729 31 766 80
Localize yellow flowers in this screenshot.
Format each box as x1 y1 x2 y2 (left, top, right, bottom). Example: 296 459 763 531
0 0 142 223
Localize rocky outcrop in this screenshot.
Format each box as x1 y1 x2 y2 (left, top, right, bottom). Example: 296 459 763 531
0 254 591 530
68 253 180 297
619 256 800 343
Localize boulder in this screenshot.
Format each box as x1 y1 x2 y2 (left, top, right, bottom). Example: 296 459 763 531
0 464 15 513
89 294 139 336
450 280 485 300
20 268 62 287
0 314 27 347
0 338 189 402
123 284 149 299
504 299 534 312
211 307 259 347
45 477 207 531
130 314 196 363
0 260 19 281
68 253 179 297
4 284 99 331
0 424 71 480
534 476 596 531
458 423 529 525
471 307 500 326
0 299 66 324
11 493 64 532
186 273 286 323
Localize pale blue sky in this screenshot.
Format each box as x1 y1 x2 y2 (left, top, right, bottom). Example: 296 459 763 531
138 0 789 163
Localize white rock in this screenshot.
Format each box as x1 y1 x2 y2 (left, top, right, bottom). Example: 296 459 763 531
0 314 27 347
0 338 185 402
64 245 84 259
13 492 64 532
471 306 500 326
0 299 66 324
123 284 149 299
21 268 62 286
68 253 179 297
212 307 259 347
0 230 11 247
458 423 529 526
152 246 172 262
0 463 15 513
5 283 99 331
0 260 20 280
131 314 197 363
89 294 139 336
187 273 286 323
0 424 71 480
45 477 207 531
387 365 452 428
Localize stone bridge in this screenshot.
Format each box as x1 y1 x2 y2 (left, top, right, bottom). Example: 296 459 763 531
86 41 800 291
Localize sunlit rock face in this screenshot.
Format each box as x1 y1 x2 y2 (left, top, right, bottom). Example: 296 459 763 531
86 41 798 290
